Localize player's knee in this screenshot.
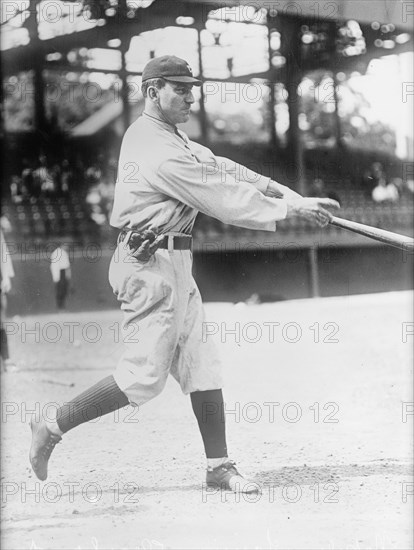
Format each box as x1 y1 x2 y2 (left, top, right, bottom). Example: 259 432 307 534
149 375 169 398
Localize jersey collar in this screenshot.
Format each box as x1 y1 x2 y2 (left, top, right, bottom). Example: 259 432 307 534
142 111 177 134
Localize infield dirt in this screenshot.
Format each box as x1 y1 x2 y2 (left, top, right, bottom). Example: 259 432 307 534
1 292 413 549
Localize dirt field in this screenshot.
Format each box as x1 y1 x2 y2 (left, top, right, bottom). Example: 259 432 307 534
1 291 413 550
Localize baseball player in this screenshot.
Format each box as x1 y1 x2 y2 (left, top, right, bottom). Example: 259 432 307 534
50 243 72 311
1 228 15 371
29 56 339 492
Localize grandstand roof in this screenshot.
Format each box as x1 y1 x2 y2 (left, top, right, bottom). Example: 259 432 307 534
70 100 201 139
190 0 413 30
71 102 124 137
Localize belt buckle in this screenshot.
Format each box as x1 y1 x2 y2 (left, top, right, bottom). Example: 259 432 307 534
124 230 133 247
119 230 133 247
167 235 174 253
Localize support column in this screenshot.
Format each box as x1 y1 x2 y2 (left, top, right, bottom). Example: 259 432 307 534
332 72 343 150
286 74 305 195
118 0 131 132
268 82 277 153
28 0 47 140
281 16 306 196
308 245 320 297
119 45 131 132
267 16 277 153
0 47 4 137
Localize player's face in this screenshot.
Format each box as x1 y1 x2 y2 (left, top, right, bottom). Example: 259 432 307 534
159 82 195 124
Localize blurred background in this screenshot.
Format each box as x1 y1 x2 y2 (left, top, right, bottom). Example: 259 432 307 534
1 0 413 314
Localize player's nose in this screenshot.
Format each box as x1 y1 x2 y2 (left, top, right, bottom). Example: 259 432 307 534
186 91 195 104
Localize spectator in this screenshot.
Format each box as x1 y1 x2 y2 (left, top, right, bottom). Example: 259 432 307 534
372 177 399 203
393 177 414 200
107 156 118 185
10 175 23 203
0 214 12 234
33 155 55 195
50 163 62 193
86 179 112 226
363 162 385 198
85 164 102 187
60 159 73 194
50 244 72 311
406 180 414 194
21 158 34 196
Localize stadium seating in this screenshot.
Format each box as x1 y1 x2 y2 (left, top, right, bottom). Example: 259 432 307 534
3 195 98 243
3 188 413 246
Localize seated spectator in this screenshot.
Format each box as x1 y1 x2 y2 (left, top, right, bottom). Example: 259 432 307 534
0 213 12 234
21 158 34 196
10 175 23 203
364 161 386 198
33 155 55 195
90 204 107 226
51 163 62 192
85 164 102 187
372 177 399 203
86 183 108 226
393 177 414 200
60 159 73 194
107 156 118 184
85 185 102 208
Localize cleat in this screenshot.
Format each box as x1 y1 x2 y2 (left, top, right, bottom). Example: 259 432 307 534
29 418 61 481
206 461 261 494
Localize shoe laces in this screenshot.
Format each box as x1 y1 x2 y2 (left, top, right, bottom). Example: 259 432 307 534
42 433 61 459
219 460 238 473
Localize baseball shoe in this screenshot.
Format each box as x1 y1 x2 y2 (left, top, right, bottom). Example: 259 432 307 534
29 417 61 481
206 460 260 494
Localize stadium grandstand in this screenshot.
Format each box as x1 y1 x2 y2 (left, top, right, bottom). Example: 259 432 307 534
1 0 413 308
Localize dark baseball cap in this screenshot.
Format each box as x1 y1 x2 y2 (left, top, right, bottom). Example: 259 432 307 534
142 55 202 86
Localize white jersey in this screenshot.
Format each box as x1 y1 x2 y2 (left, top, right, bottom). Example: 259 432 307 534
110 113 288 234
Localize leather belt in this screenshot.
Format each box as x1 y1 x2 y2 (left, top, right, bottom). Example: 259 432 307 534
118 230 192 251
158 234 193 251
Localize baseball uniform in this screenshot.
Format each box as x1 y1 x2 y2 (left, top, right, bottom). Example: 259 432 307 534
109 112 288 406
29 56 305 489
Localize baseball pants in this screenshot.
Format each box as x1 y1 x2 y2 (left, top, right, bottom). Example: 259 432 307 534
108 237 223 406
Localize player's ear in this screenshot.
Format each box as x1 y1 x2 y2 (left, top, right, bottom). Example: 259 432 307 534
148 86 159 102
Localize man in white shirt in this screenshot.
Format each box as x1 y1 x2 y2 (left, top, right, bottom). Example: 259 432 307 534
30 56 339 492
372 180 399 203
1 228 15 371
50 244 71 310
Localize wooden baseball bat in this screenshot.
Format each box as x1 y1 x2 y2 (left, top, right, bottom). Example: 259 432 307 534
329 216 414 252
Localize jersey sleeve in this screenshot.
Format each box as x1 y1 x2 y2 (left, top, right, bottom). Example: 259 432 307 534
154 154 288 231
214 156 271 194
186 143 271 195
